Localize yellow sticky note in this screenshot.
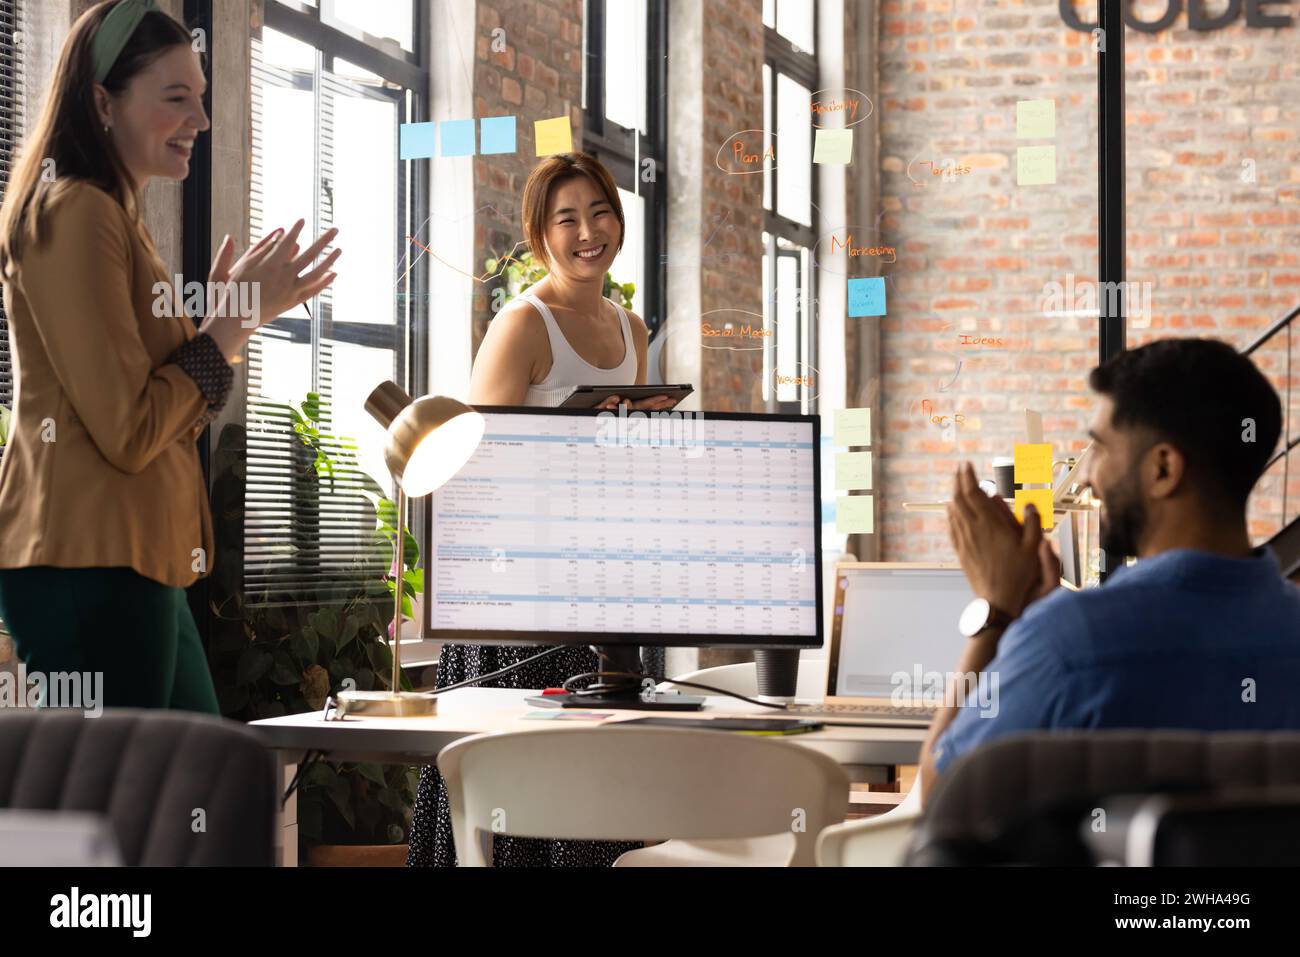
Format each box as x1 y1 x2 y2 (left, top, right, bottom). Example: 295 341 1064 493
1014 443 1053 484
813 128 853 164
1017 145 1056 186
835 452 872 491
1014 489 1055 529
534 116 572 156
836 495 874 534
834 408 871 446
1016 99 1055 139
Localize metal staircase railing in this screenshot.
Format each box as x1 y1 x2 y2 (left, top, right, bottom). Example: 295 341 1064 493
1242 304 1300 575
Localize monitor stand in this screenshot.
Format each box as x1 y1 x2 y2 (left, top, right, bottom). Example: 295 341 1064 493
523 645 706 712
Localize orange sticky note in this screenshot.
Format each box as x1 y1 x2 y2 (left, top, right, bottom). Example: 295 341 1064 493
534 116 572 156
1014 488 1055 529
1014 443 1053 484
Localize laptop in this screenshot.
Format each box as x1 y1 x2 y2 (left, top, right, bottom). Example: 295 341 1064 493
783 563 976 727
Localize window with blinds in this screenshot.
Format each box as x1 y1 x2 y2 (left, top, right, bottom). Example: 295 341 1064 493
239 13 426 613
0 0 23 467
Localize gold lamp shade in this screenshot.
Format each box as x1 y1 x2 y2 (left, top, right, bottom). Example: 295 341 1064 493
334 382 485 717
364 381 486 496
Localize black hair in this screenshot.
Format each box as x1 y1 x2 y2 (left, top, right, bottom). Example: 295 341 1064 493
1088 338 1282 510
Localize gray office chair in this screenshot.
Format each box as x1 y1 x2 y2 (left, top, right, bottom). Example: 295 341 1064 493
1086 787 1300 866
0 709 277 866
907 730 1300 866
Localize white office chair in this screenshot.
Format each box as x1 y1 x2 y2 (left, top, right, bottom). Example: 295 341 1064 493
653 659 922 866
656 658 828 699
815 781 923 866
437 726 849 867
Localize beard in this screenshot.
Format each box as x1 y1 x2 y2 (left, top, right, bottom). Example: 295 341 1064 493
1098 465 1148 556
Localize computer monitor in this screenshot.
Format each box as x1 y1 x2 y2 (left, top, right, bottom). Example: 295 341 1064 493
422 407 823 669
826 564 974 701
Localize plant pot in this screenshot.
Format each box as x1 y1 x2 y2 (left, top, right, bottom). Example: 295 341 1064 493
305 843 409 867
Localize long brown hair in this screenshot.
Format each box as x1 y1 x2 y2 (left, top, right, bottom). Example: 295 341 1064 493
0 1 192 279
521 152 626 270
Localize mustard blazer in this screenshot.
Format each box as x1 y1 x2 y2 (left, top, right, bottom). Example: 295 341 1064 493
0 180 215 588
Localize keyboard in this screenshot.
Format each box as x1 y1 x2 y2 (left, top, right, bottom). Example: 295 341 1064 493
786 702 934 718
782 702 935 727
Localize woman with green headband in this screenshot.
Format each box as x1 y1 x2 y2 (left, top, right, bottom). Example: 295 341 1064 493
0 0 341 711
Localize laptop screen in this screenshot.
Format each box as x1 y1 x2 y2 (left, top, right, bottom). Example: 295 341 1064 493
830 567 975 699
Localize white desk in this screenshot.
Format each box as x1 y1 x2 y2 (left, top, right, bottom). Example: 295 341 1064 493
250 687 928 866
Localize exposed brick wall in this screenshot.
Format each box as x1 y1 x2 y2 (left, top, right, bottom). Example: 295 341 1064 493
470 0 771 413
697 0 768 412
875 0 1300 561
471 0 585 356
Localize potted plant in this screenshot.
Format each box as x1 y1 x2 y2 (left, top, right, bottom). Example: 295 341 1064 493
485 249 635 311
207 392 421 865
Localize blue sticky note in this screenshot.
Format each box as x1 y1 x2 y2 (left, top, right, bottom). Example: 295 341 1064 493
399 122 436 160
847 277 887 318
480 115 517 155
439 119 476 157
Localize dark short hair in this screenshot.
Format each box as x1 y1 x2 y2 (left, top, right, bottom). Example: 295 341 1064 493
1088 338 1282 509
521 152 625 270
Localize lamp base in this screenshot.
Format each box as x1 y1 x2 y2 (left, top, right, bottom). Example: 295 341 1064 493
334 690 439 717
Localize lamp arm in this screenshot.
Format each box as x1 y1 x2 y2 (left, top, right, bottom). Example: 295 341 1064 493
391 487 407 694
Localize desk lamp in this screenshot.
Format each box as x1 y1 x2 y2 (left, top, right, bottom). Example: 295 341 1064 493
335 381 485 717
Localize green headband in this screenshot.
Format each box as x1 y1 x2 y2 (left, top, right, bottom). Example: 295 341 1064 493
92 0 158 85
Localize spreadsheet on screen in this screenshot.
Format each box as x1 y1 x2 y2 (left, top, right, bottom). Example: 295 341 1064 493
428 412 819 638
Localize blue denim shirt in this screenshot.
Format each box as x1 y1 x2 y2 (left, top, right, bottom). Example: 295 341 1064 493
933 547 1300 774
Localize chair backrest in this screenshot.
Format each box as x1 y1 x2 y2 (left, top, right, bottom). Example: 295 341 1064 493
438 726 849 866
1089 787 1300 866
911 730 1300 865
0 709 277 866
658 658 828 699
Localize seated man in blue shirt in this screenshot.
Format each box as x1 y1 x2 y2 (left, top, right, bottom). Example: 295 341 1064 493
920 337 1300 803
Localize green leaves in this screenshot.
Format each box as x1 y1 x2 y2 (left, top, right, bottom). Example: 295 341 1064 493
235 645 272 686
482 250 635 314
210 388 426 848
0 403 10 448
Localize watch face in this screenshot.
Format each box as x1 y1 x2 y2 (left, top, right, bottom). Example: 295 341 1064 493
959 597 991 637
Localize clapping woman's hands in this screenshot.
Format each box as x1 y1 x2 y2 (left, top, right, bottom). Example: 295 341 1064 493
200 219 341 362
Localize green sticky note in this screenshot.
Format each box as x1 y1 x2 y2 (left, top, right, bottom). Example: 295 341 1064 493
1017 145 1056 186
834 407 871 446
836 495 874 535
534 116 573 156
835 452 872 491
813 128 853 164
1016 99 1055 139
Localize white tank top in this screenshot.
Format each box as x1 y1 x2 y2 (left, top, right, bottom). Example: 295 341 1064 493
519 291 638 408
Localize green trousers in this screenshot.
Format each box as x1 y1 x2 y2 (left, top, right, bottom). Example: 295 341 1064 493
0 566 219 714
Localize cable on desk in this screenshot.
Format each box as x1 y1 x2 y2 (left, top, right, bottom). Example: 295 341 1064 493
561 671 790 709
426 645 568 694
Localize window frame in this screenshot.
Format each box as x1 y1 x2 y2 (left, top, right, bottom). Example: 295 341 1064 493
582 0 668 335
218 0 431 611
763 15 819 415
